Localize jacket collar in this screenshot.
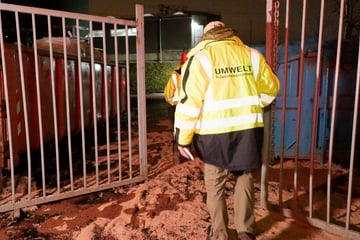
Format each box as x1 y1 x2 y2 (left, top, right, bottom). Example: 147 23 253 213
187 35 244 58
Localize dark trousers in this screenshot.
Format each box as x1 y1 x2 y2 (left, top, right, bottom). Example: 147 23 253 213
168 105 184 164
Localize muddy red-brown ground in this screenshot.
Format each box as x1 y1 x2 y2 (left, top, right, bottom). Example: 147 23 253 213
0 98 357 240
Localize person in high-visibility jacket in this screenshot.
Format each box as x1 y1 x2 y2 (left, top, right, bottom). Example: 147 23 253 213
174 21 280 240
164 52 188 163
164 52 188 107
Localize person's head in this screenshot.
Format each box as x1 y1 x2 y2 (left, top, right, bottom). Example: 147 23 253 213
203 21 225 34
180 52 188 65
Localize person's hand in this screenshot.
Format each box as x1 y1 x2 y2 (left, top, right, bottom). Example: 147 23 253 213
177 146 194 160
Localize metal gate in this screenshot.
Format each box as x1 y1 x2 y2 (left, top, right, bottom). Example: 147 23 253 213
0 3 147 213
264 0 360 239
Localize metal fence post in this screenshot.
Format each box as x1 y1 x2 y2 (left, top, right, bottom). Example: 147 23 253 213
261 0 274 210
136 4 147 178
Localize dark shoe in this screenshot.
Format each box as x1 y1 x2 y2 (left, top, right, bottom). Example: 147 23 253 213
238 232 256 240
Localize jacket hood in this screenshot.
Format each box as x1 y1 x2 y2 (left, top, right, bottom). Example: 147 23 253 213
200 26 237 41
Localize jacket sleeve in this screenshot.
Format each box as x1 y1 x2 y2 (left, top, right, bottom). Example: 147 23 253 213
256 53 280 107
174 54 210 146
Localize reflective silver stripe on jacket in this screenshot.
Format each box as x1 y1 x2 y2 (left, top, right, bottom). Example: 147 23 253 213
170 73 180 102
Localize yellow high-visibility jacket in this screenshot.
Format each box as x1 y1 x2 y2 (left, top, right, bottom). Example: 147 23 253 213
174 33 280 171
164 64 183 106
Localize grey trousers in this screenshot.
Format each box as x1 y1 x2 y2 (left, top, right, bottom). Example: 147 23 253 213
204 163 255 240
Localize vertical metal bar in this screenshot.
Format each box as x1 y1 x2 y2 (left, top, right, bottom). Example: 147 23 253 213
279 0 290 208
113 24 122 181
261 0 273 210
345 37 360 230
125 25 132 179
89 20 99 186
76 18 87 188
0 8 17 203
327 0 345 224
159 18 162 63
135 4 147 177
320 67 330 164
309 0 326 218
47 15 61 194
32 13 46 197
101 21 111 183
294 0 307 210
62 17 74 191
15 11 32 201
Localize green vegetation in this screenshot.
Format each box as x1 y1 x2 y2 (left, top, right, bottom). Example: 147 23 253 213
130 62 178 94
